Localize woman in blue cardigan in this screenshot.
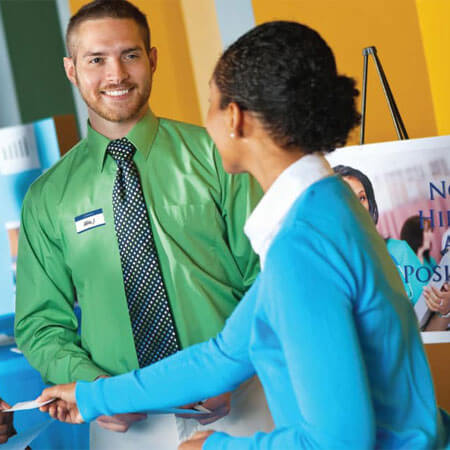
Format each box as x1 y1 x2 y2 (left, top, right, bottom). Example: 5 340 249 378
332 164 425 306
39 21 449 449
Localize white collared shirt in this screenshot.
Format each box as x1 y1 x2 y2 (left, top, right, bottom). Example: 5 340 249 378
244 153 333 268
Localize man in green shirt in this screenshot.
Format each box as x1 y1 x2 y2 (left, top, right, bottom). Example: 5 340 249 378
15 0 272 448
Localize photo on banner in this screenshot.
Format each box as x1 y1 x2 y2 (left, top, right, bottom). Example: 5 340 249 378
327 135 450 342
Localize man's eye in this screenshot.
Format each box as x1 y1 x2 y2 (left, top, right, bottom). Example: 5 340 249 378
360 195 367 202
90 57 103 64
126 54 138 60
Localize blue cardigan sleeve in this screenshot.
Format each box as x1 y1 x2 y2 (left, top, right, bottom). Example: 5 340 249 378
75 277 260 422
204 226 376 449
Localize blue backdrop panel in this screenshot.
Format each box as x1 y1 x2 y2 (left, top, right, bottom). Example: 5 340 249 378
0 118 61 315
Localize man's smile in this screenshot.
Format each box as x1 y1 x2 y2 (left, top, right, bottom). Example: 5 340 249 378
101 86 135 99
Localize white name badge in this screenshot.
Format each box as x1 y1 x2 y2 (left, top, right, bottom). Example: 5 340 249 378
75 209 106 234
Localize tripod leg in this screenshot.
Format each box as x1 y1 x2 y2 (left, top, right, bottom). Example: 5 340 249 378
372 51 408 140
360 51 369 145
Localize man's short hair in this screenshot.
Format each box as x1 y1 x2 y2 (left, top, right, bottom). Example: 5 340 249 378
66 0 151 59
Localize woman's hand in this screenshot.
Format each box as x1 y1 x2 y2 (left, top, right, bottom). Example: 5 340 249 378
424 283 450 316
37 383 83 424
179 431 215 450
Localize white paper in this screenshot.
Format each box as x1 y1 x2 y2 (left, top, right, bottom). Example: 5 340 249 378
146 407 209 415
3 398 55 413
2 418 53 450
193 404 212 413
3 401 209 415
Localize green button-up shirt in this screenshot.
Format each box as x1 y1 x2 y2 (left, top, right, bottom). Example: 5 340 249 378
15 110 261 384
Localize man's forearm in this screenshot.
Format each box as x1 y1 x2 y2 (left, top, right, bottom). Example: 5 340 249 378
17 330 108 384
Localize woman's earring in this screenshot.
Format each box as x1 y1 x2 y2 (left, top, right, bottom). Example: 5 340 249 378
230 132 235 139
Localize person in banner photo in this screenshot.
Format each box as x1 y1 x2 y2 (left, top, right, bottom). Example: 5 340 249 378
14 0 273 448
333 165 425 305
401 215 438 276
39 21 449 450
333 165 450 330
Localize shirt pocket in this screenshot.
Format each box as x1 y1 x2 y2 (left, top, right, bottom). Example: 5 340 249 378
152 202 225 270
155 201 225 250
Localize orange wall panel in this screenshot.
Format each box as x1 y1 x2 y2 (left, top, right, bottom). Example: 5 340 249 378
252 0 437 145
416 0 450 136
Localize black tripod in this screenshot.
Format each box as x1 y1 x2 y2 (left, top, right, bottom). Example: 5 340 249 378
359 46 408 144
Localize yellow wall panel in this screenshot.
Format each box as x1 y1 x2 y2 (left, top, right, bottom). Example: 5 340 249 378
416 0 450 136
180 0 223 123
252 0 437 145
68 0 202 125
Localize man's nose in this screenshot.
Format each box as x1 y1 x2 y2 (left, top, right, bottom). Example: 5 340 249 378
105 59 129 84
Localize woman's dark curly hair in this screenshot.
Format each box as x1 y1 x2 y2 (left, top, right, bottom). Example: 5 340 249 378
333 165 379 224
213 21 360 153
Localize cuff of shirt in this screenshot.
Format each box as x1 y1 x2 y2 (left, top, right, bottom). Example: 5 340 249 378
76 379 107 423
72 362 109 383
203 431 231 450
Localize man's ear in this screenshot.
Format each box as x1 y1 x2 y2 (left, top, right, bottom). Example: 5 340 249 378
148 47 157 74
63 57 77 87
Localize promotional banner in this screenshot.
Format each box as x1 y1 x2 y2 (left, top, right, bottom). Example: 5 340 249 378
327 135 450 341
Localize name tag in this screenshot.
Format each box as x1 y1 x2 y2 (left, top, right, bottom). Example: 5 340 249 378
75 209 105 234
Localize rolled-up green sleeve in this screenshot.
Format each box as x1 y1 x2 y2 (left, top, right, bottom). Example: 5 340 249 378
14 189 108 384
214 147 262 291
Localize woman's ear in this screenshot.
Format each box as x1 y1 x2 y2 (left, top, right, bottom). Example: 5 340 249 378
226 102 244 138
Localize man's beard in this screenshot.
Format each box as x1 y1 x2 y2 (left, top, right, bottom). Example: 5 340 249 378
76 75 151 123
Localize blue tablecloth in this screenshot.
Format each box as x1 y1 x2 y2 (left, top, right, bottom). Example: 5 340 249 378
0 311 89 449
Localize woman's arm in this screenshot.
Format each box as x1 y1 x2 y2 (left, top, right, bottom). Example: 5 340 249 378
41 277 260 422
203 228 376 449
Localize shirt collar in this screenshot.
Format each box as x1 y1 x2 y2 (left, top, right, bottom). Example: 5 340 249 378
244 153 333 268
87 108 159 172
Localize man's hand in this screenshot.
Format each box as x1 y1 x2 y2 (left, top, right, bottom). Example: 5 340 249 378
90 373 148 432
0 399 17 444
96 413 147 433
176 392 231 425
179 431 215 450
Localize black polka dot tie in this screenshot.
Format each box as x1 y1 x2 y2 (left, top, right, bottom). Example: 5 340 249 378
108 138 179 367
